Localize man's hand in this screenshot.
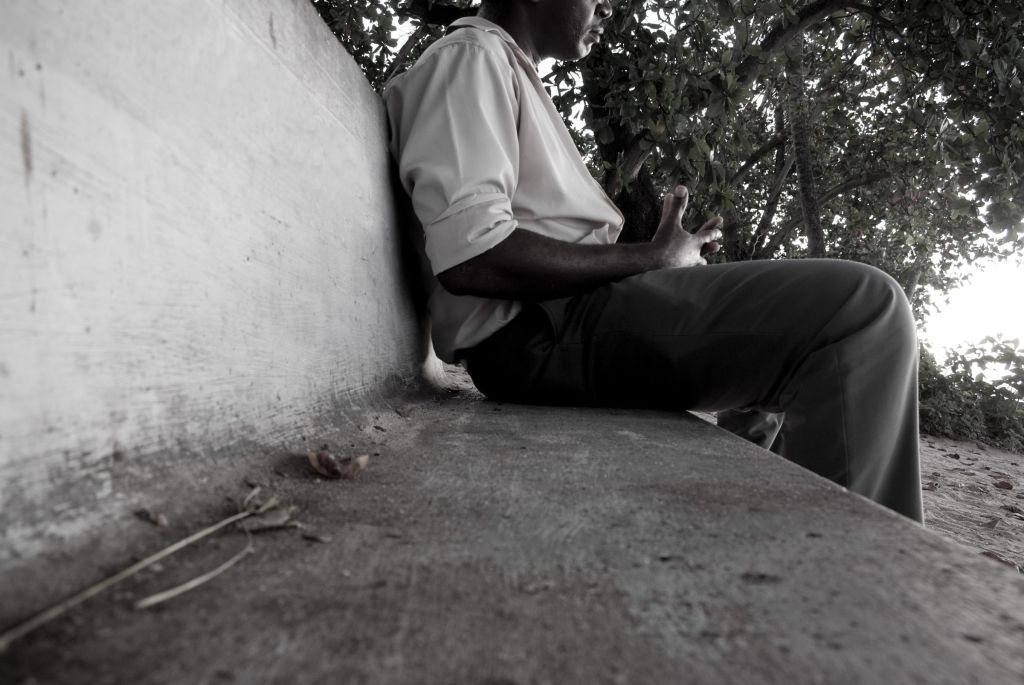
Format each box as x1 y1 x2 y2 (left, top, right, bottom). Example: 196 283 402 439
650 186 723 269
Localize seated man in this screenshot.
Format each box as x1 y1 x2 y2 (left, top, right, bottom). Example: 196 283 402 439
384 0 923 522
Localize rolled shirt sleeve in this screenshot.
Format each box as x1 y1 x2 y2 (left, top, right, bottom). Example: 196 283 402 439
386 41 521 275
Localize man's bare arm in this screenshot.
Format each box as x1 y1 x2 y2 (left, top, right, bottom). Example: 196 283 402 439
438 186 723 301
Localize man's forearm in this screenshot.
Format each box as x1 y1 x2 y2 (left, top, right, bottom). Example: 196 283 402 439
437 229 663 301
437 187 723 301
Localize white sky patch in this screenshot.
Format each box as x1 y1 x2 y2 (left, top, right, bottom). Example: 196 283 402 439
922 258 1024 360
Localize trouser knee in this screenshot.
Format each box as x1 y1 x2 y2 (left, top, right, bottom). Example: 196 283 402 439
860 262 916 349
824 260 917 353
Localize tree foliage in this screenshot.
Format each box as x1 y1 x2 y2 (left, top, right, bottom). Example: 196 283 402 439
560 0 1024 313
920 338 1024 451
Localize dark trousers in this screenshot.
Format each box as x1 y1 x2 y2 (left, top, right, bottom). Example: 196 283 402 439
463 259 923 522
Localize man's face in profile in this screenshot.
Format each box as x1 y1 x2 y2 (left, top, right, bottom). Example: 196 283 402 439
533 0 613 61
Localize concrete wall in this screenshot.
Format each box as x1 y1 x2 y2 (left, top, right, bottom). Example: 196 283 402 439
0 0 422 561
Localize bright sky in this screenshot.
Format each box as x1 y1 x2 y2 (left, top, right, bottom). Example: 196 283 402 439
921 258 1024 360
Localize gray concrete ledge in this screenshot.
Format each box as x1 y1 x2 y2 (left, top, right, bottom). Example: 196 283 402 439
3 389 1024 684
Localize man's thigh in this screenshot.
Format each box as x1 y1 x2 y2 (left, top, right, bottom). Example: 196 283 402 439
469 259 899 411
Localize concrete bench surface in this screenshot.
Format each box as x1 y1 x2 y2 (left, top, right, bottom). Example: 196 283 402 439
3 384 1023 684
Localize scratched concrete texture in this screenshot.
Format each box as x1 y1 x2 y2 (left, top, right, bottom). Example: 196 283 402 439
2 388 1023 684
0 0 423 564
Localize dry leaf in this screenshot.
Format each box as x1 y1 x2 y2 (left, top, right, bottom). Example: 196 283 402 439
307 447 369 480
301 530 333 544
994 480 1014 490
308 447 343 478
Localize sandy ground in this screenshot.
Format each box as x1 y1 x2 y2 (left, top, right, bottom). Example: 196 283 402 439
920 434 1024 573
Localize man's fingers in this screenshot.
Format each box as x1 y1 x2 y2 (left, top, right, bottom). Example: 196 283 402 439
700 240 721 257
660 185 689 224
698 215 724 231
695 216 723 243
660 192 674 218
673 185 689 216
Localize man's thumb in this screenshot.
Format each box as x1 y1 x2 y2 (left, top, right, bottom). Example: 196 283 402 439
661 185 688 222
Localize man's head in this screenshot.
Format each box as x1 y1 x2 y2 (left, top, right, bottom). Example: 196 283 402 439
479 0 614 63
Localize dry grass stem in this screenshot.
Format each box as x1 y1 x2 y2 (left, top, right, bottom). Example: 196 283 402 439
0 509 252 653
134 534 255 610
0 486 279 652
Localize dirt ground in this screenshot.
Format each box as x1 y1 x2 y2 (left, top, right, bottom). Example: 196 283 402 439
920 434 1024 573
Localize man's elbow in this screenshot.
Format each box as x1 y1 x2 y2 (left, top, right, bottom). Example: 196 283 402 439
437 259 512 299
437 262 477 297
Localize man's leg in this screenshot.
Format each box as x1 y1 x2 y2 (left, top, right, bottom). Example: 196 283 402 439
465 259 923 522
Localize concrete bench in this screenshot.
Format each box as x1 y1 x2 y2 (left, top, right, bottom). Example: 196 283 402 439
2 1 1022 682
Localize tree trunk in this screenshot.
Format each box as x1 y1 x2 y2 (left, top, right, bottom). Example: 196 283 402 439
722 211 741 261
612 166 661 243
750 106 794 259
902 268 921 303
786 35 826 257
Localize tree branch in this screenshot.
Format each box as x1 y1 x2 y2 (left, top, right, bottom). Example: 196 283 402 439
773 173 886 240
736 0 861 86
901 267 922 302
605 131 650 197
787 35 826 257
729 133 787 187
605 121 665 197
751 106 795 259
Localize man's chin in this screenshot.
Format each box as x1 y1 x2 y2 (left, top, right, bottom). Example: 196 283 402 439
571 43 594 60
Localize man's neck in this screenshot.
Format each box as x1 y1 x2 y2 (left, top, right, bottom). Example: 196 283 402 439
476 6 541 65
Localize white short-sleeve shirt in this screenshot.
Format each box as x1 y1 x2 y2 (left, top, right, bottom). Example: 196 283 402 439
384 17 624 362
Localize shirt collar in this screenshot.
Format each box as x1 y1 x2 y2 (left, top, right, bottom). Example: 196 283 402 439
448 16 537 69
